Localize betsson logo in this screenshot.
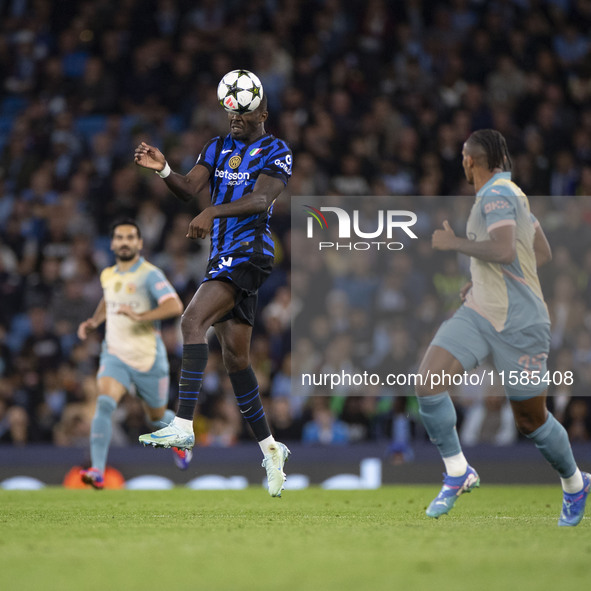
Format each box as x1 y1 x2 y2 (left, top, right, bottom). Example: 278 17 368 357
215 168 251 184
304 206 418 250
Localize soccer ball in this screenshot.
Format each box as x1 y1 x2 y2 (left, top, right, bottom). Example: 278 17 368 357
217 70 263 114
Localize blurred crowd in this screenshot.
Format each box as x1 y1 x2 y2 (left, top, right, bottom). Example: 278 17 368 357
0 0 590 453
292 195 591 456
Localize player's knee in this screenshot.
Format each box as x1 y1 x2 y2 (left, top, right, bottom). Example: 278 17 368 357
514 413 543 435
415 382 432 397
222 348 249 374
180 312 192 336
223 356 249 374
415 376 443 397
180 312 206 341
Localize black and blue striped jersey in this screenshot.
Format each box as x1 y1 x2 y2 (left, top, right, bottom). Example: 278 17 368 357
195 133 292 259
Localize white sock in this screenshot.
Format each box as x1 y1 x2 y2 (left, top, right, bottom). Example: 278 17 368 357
443 452 469 476
561 468 584 493
258 435 276 456
172 416 194 433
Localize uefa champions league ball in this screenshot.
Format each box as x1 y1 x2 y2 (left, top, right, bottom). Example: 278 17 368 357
217 70 263 114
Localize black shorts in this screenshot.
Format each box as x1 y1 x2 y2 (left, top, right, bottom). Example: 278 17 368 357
203 253 273 326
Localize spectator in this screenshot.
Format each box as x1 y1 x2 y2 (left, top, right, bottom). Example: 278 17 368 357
302 398 349 445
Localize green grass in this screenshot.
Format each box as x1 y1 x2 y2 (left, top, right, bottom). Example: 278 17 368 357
0 486 589 591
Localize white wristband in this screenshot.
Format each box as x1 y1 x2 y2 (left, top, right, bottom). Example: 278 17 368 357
155 162 171 178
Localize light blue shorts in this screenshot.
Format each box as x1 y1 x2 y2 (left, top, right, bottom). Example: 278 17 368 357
97 341 170 408
431 305 551 400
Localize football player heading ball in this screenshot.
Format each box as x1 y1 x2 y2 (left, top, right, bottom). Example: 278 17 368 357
134 70 293 497
217 69 264 113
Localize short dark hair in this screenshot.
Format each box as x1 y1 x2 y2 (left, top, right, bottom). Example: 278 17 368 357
110 218 142 239
466 129 512 172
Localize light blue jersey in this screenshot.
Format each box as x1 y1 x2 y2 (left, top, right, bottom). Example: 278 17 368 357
100 256 177 372
464 172 549 332
431 173 551 399
98 256 179 408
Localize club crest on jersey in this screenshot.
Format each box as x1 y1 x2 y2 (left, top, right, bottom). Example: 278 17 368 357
114 282 122 292
229 155 242 169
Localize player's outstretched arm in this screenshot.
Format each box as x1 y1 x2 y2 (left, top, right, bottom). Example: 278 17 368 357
186 174 285 239
134 142 209 203
432 220 516 264
77 298 106 340
533 223 552 267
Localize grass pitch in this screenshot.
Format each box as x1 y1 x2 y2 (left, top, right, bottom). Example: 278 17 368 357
1 486 589 591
